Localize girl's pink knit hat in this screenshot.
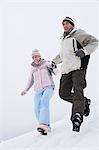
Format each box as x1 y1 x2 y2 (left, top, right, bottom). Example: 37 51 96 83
32 49 41 57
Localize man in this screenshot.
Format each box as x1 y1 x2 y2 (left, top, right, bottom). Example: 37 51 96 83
52 17 98 132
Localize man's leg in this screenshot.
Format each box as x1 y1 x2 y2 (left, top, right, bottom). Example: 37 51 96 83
59 73 73 103
71 69 86 131
71 69 86 118
82 69 91 117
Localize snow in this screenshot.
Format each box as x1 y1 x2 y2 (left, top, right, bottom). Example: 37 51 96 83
0 117 99 150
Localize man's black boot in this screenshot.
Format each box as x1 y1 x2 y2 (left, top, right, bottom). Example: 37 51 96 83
72 113 83 132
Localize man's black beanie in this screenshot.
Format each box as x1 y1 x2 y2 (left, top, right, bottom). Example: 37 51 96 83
62 17 75 26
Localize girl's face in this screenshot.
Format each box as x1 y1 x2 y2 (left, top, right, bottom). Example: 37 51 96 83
32 55 41 63
62 21 73 32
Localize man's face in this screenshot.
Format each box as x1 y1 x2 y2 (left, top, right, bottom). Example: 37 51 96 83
32 55 41 63
62 21 73 32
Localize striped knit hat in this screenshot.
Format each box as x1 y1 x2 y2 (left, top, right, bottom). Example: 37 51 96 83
62 17 74 26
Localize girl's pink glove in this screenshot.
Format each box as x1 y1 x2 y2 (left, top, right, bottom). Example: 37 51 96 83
21 91 27 96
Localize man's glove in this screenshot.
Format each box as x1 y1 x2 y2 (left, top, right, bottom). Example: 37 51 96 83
75 49 85 58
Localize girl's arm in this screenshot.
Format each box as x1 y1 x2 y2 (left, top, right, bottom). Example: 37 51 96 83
21 67 34 96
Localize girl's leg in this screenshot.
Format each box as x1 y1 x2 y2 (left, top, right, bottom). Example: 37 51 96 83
39 86 54 125
34 90 43 121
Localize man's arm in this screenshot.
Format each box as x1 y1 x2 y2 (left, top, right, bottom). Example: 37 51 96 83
83 34 98 55
76 30 99 55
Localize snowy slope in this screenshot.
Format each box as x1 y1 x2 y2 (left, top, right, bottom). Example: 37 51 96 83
0 117 99 150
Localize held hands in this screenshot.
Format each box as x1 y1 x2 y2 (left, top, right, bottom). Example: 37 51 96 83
51 61 57 69
75 49 85 58
21 90 27 96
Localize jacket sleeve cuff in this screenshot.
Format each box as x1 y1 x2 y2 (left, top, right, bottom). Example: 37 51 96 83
24 89 28 92
83 48 88 55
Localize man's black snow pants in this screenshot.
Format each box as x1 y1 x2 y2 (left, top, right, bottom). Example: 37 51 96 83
59 69 87 121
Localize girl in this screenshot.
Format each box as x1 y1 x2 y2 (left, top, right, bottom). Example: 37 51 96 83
21 49 58 135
